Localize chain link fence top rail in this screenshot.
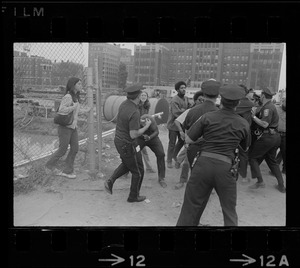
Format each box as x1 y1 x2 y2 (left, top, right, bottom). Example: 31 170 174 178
13 43 93 176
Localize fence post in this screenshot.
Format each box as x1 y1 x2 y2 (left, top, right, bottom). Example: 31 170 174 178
94 58 102 172
86 67 96 175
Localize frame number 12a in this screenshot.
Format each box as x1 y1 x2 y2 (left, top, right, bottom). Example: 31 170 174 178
260 255 289 267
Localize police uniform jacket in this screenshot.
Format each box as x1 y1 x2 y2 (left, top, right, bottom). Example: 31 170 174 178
256 100 279 130
115 99 140 144
187 108 251 160
183 100 219 131
167 95 189 131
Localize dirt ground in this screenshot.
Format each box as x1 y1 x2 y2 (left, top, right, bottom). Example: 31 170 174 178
13 125 286 226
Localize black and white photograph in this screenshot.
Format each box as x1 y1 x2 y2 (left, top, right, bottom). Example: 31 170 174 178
13 42 286 226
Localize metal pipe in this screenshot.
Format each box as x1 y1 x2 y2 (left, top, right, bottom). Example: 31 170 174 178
86 67 96 173
94 58 102 171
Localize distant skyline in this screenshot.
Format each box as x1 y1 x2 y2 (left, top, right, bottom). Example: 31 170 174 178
14 42 286 90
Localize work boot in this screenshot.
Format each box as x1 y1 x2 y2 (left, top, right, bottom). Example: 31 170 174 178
167 162 173 168
175 182 185 190
248 182 266 189
104 179 113 194
276 185 286 193
127 195 146 203
158 179 167 188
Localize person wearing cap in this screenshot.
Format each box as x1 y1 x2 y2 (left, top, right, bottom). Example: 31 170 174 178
174 80 221 190
248 87 286 193
236 85 255 183
104 84 152 202
166 81 189 168
176 84 251 226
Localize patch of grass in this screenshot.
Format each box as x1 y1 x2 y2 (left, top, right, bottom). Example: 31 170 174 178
14 162 49 195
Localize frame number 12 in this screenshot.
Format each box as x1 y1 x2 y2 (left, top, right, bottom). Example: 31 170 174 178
129 255 146 267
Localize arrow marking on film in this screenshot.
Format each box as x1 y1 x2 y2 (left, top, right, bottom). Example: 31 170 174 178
98 254 125 266
230 254 256 266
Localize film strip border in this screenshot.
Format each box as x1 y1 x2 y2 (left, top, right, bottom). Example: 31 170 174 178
5 2 300 267
2 2 299 41
9 228 300 267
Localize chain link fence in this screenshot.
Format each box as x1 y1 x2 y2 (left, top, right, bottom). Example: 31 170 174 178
13 43 104 187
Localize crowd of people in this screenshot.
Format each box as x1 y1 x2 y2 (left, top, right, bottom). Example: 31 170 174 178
104 79 286 226
46 76 286 226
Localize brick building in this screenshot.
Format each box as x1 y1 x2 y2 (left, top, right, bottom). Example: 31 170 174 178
120 48 135 85
159 43 194 85
88 43 122 88
14 50 52 90
220 43 251 86
134 44 171 86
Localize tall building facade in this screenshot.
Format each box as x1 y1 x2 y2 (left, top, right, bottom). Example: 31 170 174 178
88 43 122 88
120 48 135 85
157 43 223 87
220 43 251 86
159 43 193 85
247 43 284 91
134 44 170 86
132 43 285 91
191 43 223 87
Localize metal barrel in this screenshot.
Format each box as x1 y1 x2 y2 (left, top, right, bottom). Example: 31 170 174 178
103 95 169 124
103 95 127 122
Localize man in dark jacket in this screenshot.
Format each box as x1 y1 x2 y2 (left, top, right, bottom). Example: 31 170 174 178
166 81 189 168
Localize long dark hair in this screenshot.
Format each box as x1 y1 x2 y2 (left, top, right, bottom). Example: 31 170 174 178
65 77 81 103
138 92 151 114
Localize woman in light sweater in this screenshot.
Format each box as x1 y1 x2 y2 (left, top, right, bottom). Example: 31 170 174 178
45 77 91 179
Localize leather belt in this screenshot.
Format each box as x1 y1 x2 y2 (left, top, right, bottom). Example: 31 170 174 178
201 151 232 164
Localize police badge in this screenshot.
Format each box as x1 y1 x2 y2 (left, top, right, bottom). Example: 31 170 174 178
264 109 269 117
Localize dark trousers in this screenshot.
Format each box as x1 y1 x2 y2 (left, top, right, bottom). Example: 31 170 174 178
238 148 249 178
176 156 238 226
46 126 79 174
137 136 166 180
110 138 144 199
167 130 184 163
276 134 286 172
248 132 284 186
